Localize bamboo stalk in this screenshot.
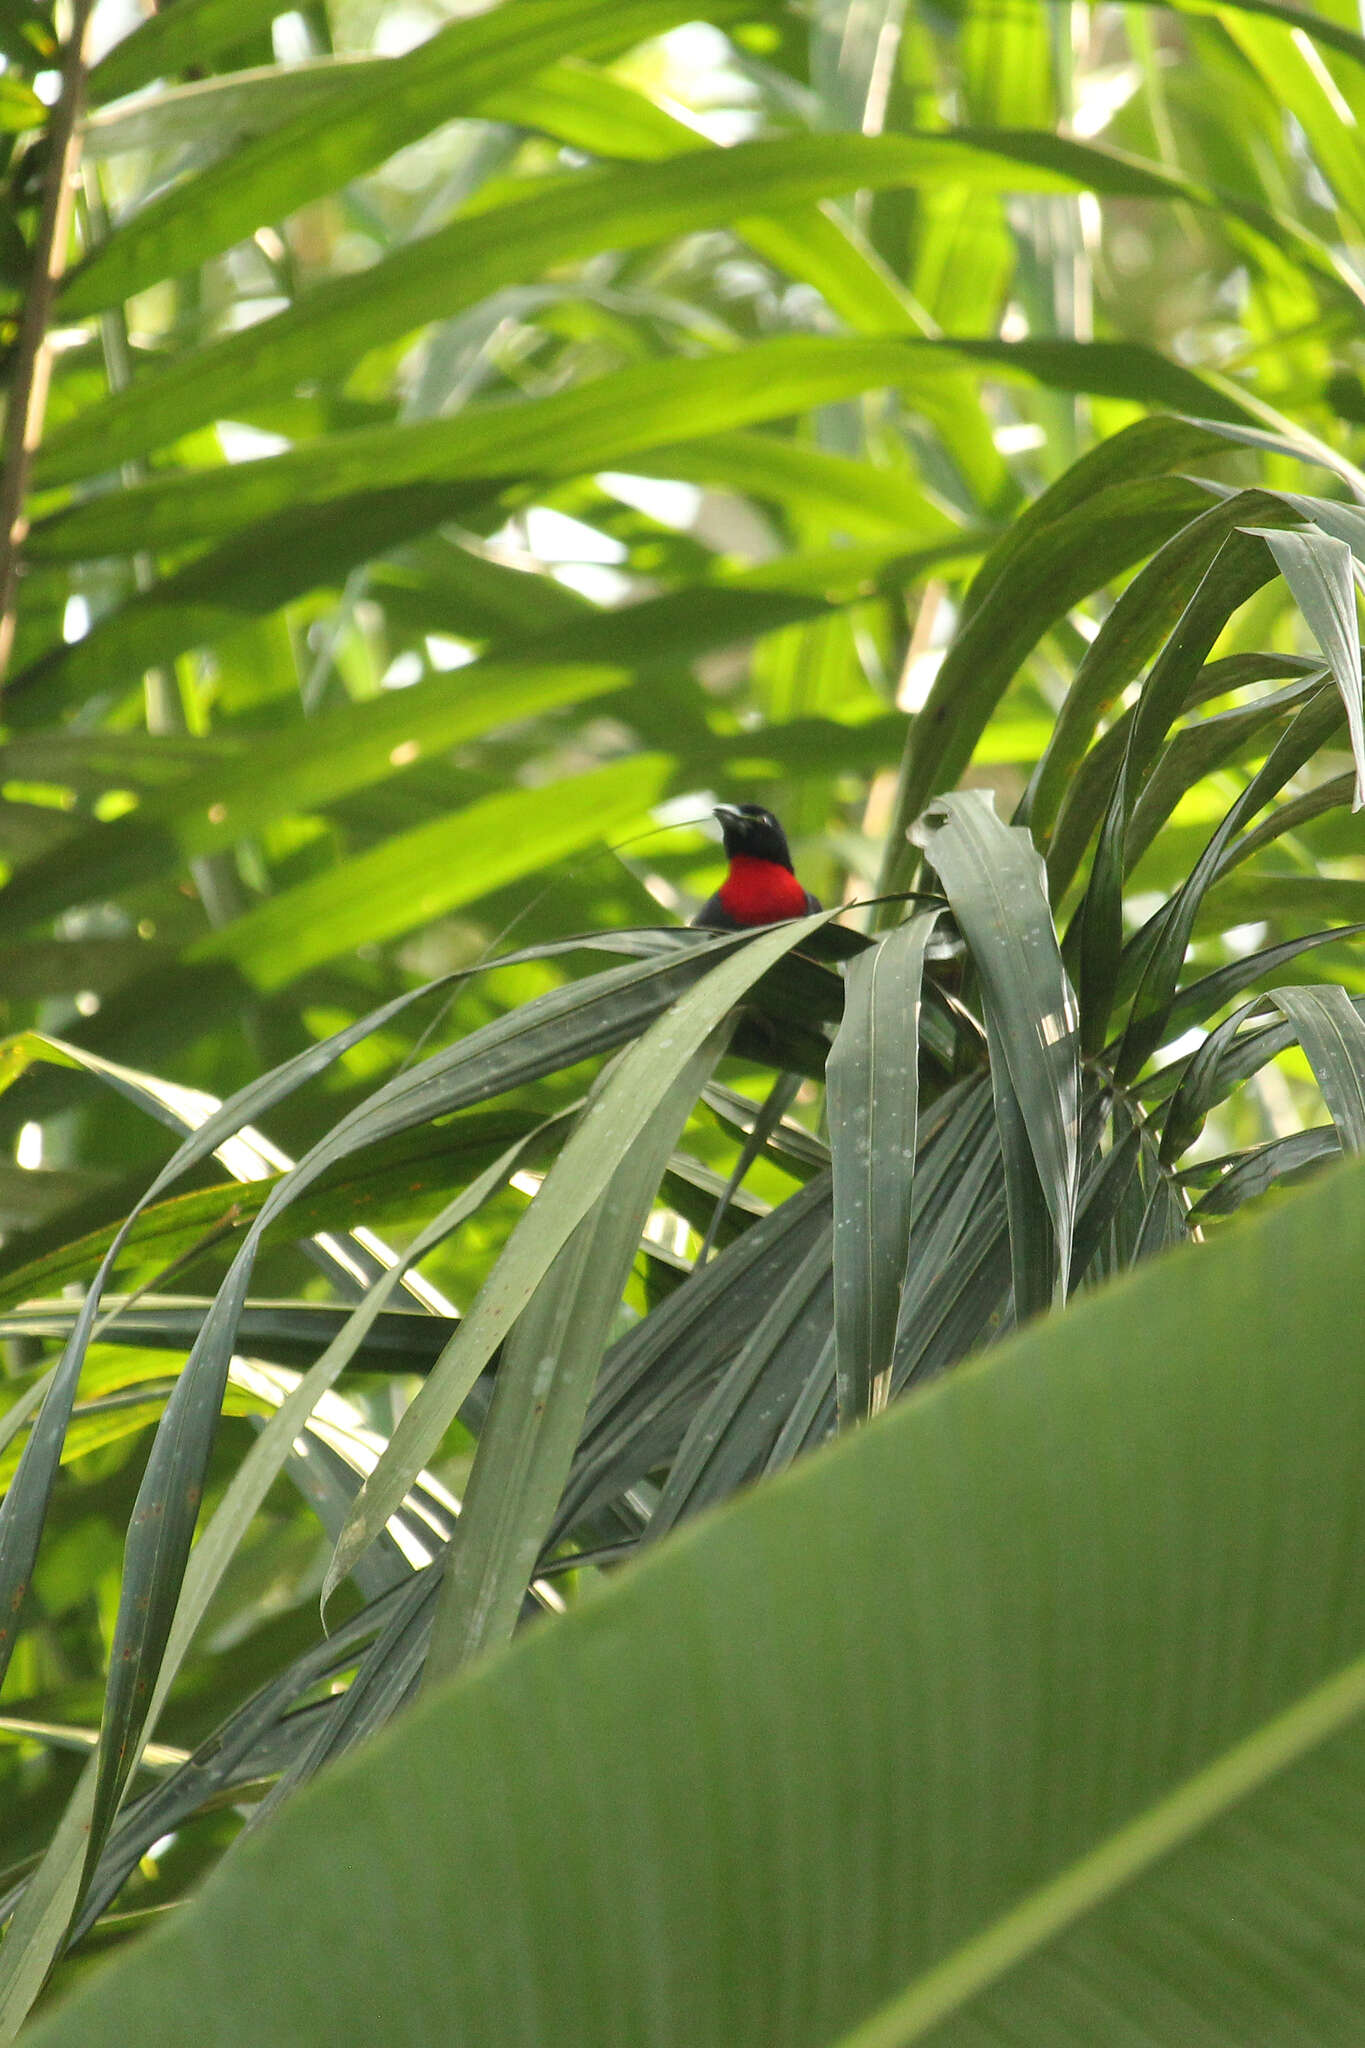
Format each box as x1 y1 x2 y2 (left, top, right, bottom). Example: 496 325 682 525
0 0 96 693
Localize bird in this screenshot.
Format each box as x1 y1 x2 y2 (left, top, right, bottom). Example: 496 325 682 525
693 803 821 930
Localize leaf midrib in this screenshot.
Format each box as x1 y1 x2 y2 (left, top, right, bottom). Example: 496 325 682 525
838 1646 1365 2046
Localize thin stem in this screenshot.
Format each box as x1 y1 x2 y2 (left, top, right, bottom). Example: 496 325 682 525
0 0 96 693
77 160 248 927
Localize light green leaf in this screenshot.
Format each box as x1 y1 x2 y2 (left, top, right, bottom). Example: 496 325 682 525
186 757 673 992
1163 0 1365 72
29 338 1249 564
1216 5 1365 233
0 75 43 131
0 663 628 936
82 57 384 160
39 130 1099 483
90 0 308 100
65 0 751 316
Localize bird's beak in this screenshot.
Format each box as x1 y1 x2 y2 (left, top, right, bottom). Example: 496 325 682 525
712 804 742 826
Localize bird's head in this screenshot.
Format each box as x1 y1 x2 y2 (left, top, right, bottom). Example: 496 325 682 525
712 803 795 871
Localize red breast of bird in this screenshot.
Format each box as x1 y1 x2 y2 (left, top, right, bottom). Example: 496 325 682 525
693 804 820 930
